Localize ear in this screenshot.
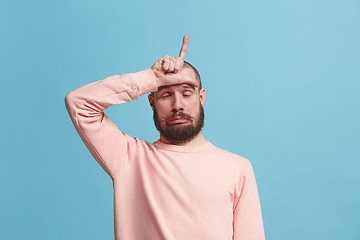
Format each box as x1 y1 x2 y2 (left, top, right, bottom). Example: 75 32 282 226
199 88 206 106
148 94 155 111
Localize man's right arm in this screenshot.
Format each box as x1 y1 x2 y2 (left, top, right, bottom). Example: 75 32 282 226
64 68 158 179
64 34 191 179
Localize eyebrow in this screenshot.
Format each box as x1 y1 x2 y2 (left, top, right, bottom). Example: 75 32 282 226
158 84 195 92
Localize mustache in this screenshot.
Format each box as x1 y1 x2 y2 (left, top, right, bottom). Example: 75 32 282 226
165 112 193 121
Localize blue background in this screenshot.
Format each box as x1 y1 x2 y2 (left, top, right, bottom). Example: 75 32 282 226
1 0 359 239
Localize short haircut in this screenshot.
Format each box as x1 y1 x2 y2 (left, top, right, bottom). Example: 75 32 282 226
151 61 202 96
183 60 202 90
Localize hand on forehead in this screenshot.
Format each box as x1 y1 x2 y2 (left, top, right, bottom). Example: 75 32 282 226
161 68 199 88
151 35 200 89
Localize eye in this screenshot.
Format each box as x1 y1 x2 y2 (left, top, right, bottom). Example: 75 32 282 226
183 91 193 96
162 92 172 98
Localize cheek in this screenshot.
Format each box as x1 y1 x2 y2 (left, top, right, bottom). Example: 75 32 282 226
189 102 201 116
154 103 170 118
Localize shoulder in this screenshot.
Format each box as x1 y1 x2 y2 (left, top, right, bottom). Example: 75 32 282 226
209 143 251 173
118 132 154 153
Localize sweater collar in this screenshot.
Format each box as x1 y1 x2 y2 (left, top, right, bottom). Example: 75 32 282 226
152 140 213 153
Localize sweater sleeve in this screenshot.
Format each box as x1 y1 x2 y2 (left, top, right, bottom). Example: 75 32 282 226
233 161 266 240
64 68 158 179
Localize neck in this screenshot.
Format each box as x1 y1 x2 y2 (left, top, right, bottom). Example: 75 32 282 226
159 131 207 147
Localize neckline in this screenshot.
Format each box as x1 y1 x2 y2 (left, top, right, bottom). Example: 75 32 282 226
152 140 213 153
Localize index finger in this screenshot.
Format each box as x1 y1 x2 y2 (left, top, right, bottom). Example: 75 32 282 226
162 73 199 88
178 34 189 59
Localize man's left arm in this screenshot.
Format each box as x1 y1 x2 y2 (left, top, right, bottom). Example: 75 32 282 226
233 160 266 240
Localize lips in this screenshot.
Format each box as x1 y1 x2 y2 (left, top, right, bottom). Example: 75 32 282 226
167 117 190 125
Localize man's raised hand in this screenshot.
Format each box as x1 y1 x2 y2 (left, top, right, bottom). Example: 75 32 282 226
151 35 190 86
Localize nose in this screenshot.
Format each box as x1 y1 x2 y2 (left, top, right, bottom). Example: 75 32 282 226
171 93 184 113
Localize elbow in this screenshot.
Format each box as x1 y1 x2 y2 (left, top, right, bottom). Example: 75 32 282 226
64 92 72 104
64 92 72 107
64 91 77 112
64 88 80 105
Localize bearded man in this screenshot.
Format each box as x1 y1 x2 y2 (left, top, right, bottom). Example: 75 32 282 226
65 35 265 240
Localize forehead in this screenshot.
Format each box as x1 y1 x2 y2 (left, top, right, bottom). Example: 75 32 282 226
157 83 196 92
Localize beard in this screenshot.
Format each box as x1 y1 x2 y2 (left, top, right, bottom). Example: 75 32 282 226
153 104 205 144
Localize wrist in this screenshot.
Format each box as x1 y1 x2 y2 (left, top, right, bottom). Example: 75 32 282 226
133 68 159 95
150 68 161 87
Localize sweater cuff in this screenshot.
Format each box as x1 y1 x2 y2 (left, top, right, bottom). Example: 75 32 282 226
131 68 158 96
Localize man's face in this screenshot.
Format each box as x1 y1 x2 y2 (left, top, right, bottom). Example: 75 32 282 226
149 68 206 143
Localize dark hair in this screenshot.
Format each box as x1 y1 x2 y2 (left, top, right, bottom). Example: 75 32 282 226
183 61 202 90
151 61 202 96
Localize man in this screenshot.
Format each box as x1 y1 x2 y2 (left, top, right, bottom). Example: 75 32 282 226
65 35 265 240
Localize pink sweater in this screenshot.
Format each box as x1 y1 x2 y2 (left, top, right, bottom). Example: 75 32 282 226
64 68 265 240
